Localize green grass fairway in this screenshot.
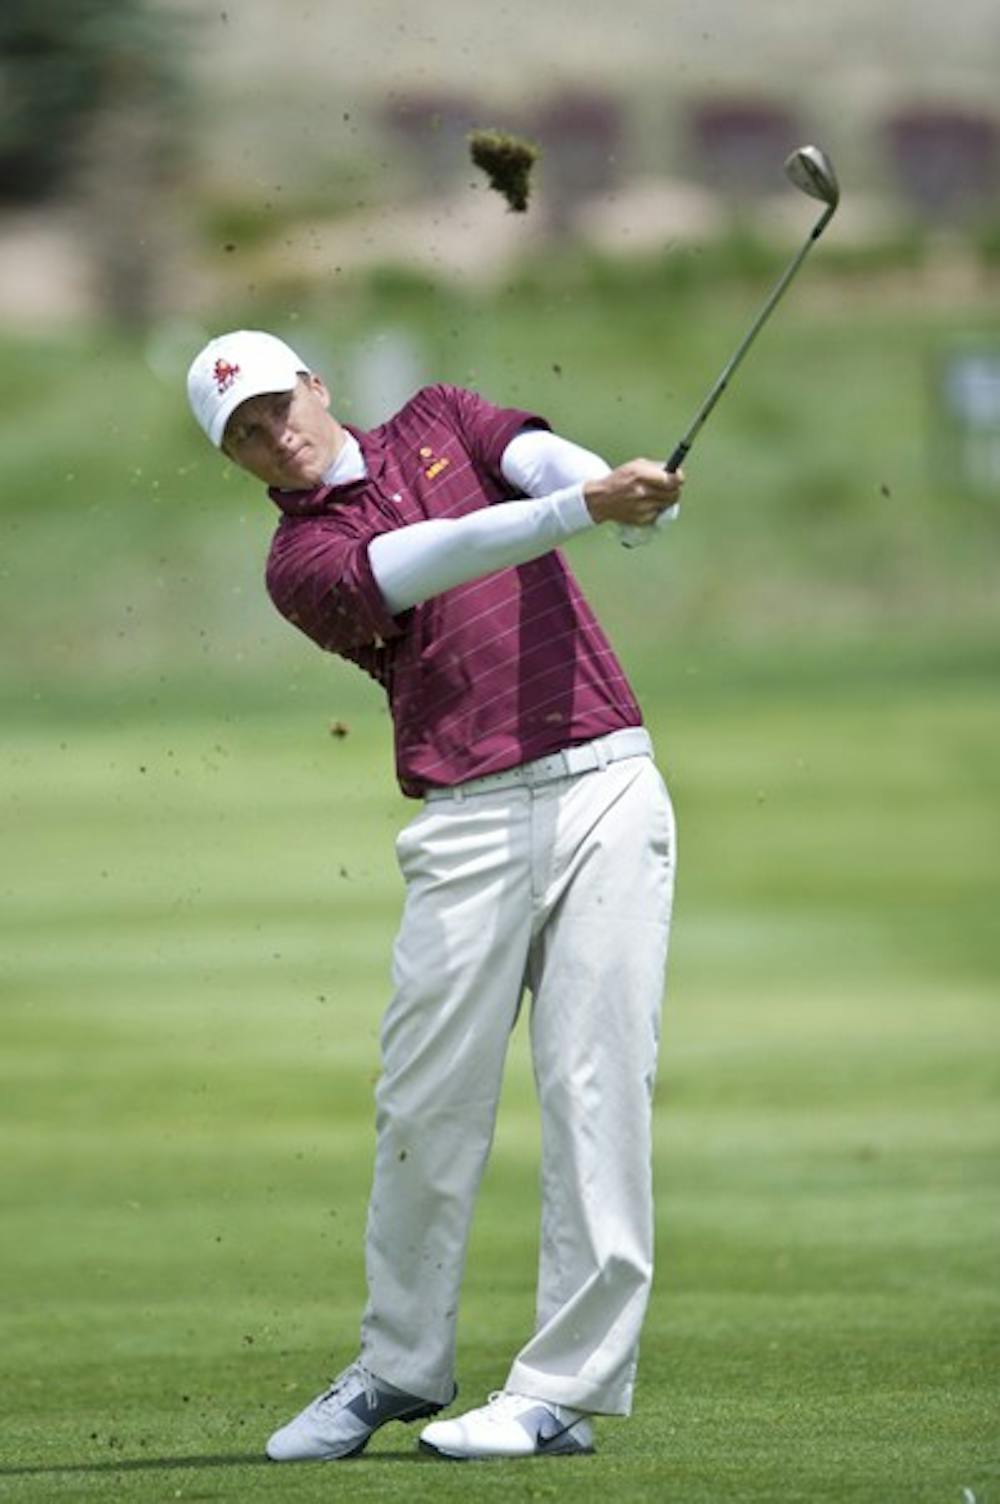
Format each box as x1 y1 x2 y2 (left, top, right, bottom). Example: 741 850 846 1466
2 641 997 1503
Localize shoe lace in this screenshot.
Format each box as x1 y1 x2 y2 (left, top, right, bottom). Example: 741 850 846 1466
319 1362 378 1412
485 1390 583 1435
485 1390 537 1421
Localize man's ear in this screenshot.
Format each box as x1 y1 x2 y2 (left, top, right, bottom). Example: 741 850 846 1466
303 371 331 409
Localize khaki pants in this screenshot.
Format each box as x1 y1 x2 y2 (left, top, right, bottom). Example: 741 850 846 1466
359 739 676 1415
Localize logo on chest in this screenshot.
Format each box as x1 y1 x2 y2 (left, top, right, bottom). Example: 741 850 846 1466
419 445 451 480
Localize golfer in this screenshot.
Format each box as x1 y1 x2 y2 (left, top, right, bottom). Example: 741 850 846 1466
186 329 684 1461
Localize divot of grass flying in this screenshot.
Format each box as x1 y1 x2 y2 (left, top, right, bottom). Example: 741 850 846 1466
468 128 540 212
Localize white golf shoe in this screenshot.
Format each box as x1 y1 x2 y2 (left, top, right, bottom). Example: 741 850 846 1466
419 1390 594 1460
265 1360 451 1461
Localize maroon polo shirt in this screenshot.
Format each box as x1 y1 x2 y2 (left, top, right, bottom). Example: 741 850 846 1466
265 383 642 797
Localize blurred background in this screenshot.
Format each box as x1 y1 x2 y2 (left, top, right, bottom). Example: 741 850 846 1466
2 4 998 1497
1 0 1000 682
2 0 1000 673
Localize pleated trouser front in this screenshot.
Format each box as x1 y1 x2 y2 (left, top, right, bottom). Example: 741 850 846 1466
359 752 675 1415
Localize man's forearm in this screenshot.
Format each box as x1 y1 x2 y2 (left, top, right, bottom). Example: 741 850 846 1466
368 486 593 614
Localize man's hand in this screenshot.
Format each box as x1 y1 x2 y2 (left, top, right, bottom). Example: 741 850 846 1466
583 460 684 526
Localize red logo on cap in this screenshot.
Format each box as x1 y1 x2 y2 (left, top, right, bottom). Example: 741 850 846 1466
213 358 240 394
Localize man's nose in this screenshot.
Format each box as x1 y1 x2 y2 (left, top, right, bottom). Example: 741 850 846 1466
265 413 295 448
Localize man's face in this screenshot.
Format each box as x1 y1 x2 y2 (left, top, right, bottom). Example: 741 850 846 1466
222 373 341 488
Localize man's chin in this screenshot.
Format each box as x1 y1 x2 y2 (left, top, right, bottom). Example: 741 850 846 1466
277 461 325 490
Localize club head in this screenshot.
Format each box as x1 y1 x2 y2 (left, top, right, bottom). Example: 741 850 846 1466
784 145 840 209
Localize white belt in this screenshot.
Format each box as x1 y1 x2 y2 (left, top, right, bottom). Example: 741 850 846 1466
424 727 652 801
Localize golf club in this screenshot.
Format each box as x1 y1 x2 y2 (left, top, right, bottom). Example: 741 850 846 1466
664 144 840 474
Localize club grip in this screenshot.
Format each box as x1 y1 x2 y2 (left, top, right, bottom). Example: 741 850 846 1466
665 441 689 474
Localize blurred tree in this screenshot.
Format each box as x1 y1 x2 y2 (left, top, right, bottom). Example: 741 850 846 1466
0 0 186 330
0 0 180 206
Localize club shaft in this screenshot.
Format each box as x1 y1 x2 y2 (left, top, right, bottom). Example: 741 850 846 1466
665 202 836 473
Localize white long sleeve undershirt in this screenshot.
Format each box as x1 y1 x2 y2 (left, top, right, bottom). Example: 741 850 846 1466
502 427 611 493
502 428 680 545
365 428 677 615
369 483 593 614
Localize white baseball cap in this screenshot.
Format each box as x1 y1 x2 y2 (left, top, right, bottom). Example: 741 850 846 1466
186 329 310 447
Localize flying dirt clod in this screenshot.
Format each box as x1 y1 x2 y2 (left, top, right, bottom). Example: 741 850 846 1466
468 129 540 213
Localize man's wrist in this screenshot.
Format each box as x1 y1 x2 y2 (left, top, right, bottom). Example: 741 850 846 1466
582 477 610 524
552 482 596 533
